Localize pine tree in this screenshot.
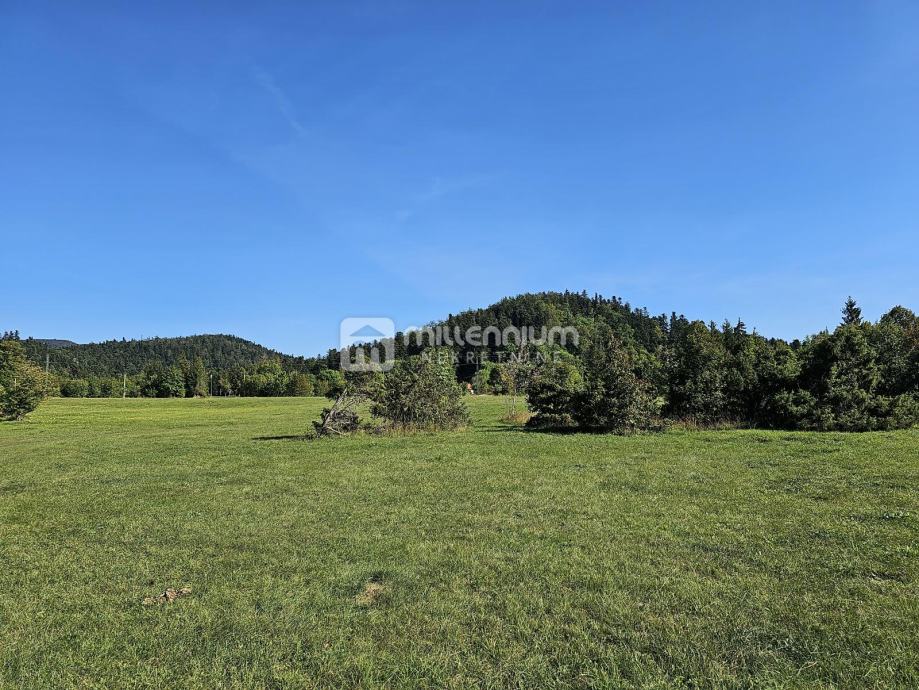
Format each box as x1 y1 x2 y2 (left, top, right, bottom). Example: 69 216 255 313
573 326 658 433
192 357 208 397
164 366 186 398
842 297 862 326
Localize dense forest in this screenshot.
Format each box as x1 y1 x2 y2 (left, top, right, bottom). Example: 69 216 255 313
18 334 320 378
512 294 919 432
6 291 918 431
7 333 341 399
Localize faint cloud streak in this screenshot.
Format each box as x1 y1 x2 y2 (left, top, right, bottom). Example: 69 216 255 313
251 66 307 138
396 173 497 222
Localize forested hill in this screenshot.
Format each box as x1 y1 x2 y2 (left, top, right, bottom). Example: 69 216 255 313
440 291 670 346
19 334 313 378
13 291 748 379
17 291 665 378
428 291 676 378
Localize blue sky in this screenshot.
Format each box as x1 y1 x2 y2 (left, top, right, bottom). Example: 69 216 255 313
3 1 918 355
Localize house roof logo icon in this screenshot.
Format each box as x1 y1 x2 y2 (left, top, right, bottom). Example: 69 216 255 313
348 324 387 340
339 318 396 372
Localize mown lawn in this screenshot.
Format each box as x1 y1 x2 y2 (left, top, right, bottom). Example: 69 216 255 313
1 396 917 689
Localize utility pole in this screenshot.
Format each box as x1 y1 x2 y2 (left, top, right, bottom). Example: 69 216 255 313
122 373 127 399
44 352 50 397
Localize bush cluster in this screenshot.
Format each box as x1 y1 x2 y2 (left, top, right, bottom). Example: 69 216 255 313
526 300 919 433
314 349 469 436
0 339 46 420
371 349 469 431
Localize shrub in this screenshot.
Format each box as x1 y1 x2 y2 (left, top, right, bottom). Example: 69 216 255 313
60 378 90 398
139 363 186 398
526 356 582 429
763 389 822 430
371 349 469 431
889 394 919 429
315 369 346 398
288 372 316 397
0 340 46 420
572 329 660 434
471 361 498 394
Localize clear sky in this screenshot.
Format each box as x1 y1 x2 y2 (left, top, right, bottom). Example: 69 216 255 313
3 1 918 356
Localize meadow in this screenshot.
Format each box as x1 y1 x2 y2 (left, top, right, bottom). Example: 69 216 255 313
1 396 917 689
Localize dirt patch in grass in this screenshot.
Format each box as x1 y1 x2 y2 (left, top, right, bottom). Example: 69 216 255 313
355 578 386 606
143 587 192 605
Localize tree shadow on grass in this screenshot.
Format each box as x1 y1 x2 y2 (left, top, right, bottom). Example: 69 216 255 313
480 421 581 434
482 422 651 435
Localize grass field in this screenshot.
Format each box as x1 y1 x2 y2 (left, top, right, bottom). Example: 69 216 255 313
1 397 918 689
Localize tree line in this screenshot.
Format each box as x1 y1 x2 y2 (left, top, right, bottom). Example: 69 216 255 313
314 293 919 435
521 297 919 433
5 293 919 433
43 356 347 400
18 333 328 379
12 333 344 400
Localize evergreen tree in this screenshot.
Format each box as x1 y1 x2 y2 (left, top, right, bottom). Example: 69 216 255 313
191 357 208 397
526 353 583 428
572 326 659 434
163 366 186 398
0 340 46 420
842 297 862 326
664 321 727 423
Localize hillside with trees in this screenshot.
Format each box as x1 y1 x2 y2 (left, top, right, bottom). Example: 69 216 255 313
5 292 918 432
11 333 342 401
18 334 318 378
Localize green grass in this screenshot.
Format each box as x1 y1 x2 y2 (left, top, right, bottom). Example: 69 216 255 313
1 397 917 689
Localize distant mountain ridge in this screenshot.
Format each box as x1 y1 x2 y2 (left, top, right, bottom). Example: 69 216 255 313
33 339 79 349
